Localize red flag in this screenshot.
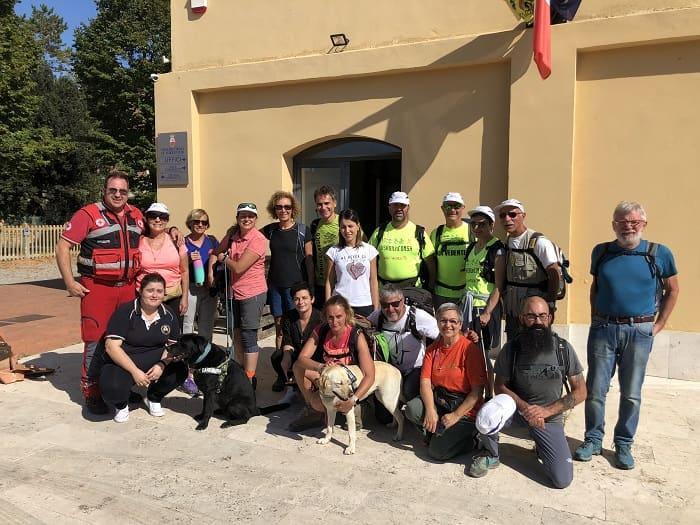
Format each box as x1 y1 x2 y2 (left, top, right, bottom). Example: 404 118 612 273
533 0 552 79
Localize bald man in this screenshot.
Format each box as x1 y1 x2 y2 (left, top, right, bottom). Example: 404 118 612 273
468 297 586 489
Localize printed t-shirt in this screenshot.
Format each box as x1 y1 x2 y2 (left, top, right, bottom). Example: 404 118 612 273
312 324 355 365
421 334 486 418
430 223 470 299
369 222 435 281
105 299 180 356
591 240 676 317
229 228 267 300
137 236 187 293
465 237 501 307
314 217 340 286
262 223 309 288
326 242 378 307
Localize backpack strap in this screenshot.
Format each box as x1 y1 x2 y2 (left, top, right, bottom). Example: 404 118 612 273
526 231 547 274
554 334 571 395
375 222 388 248
415 225 426 259
434 225 445 253
406 306 422 341
310 218 321 260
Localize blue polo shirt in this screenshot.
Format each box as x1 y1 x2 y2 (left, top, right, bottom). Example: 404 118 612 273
591 240 677 317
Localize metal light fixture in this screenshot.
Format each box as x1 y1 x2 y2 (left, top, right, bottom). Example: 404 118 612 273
330 33 349 47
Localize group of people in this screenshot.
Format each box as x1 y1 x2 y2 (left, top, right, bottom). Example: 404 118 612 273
56 169 679 488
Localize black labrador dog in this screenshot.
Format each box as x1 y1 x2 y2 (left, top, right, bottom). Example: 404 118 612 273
168 334 289 430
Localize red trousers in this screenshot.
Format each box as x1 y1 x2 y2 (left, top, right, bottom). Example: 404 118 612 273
79 276 135 400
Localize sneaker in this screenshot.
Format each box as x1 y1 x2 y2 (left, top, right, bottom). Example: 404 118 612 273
113 405 130 423
468 452 500 478
180 377 200 396
614 443 635 470
272 375 286 392
85 396 109 415
143 396 165 417
288 407 325 432
574 439 602 462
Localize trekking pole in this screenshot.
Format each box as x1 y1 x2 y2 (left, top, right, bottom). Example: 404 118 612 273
223 256 232 354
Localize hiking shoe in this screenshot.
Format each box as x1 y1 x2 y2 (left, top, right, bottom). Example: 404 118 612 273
180 377 200 396
614 443 635 470
272 375 286 392
251 376 257 391
574 439 602 462
468 452 500 478
85 396 109 415
143 396 165 417
113 405 130 423
288 407 325 432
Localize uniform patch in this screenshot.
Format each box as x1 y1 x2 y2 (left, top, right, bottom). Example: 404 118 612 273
95 218 106 227
161 325 171 335
137 219 144 229
64 222 72 231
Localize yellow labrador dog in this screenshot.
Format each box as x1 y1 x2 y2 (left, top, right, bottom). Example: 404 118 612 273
317 362 404 455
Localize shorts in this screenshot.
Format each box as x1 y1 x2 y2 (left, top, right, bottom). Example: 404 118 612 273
268 285 294 317
229 292 266 330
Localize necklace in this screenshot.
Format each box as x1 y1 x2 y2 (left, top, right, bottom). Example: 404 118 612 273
146 235 167 260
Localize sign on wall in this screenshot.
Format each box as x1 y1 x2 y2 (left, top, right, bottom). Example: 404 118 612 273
156 132 188 186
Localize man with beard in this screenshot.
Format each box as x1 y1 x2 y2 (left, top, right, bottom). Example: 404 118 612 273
575 202 678 470
468 296 586 488
369 192 435 289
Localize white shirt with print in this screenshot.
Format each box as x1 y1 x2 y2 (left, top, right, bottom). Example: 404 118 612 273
326 242 379 307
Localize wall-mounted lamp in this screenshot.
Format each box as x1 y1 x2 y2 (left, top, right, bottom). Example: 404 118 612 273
330 33 349 47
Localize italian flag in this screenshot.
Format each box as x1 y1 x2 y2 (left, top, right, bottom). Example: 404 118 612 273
533 0 552 79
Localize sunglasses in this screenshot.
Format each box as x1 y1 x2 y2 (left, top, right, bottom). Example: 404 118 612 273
614 220 645 228
442 203 462 211
380 299 403 309
106 188 128 196
499 211 521 219
146 212 169 221
191 219 209 226
274 204 293 211
470 220 489 228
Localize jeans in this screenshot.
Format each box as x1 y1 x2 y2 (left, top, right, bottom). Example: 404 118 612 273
584 317 654 446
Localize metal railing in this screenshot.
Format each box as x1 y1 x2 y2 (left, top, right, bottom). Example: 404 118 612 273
0 224 78 261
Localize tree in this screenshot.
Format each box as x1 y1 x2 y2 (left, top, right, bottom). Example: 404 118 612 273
73 0 171 203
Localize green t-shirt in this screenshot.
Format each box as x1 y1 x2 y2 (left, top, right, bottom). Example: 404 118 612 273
313 217 340 285
465 237 500 307
369 221 435 281
430 223 470 299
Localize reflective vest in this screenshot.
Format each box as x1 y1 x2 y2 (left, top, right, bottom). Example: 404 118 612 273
77 202 143 282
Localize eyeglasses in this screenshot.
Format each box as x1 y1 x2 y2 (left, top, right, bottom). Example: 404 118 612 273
523 313 550 322
380 299 403 309
470 220 489 229
614 220 646 228
106 188 128 196
442 203 462 211
499 211 521 219
146 212 169 221
191 220 209 226
274 204 293 211
438 318 461 325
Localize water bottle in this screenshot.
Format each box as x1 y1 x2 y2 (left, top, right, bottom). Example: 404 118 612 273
193 257 205 285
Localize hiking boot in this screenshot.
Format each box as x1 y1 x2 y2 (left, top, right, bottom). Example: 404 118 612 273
85 396 109 415
272 375 286 392
574 439 602 462
113 405 130 423
614 443 635 470
288 407 325 432
468 451 500 478
143 396 165 417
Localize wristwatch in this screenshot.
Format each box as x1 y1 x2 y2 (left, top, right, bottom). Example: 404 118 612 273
350 395 359 405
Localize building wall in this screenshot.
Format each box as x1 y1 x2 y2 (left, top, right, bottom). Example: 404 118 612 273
156 2 700 379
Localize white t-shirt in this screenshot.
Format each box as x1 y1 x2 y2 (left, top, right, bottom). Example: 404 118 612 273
508 230 558 268
326 242 379 307
367 307 439 374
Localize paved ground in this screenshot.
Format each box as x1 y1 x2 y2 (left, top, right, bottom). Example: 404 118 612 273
1 331 698 524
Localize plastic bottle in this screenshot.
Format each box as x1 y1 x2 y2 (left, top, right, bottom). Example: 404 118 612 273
193 258 205 285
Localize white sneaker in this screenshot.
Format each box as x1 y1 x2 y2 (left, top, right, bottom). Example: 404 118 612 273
114 406 130 423
143 396 165 417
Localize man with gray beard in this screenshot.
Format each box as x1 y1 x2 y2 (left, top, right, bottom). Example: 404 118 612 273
468 296 586 488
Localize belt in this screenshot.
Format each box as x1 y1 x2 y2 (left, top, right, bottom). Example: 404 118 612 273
83 276 134 287
599 315 655 324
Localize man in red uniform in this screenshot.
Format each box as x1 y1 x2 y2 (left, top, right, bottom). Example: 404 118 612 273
56 170 144 414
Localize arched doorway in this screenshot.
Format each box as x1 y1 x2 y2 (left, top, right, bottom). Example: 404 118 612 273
293 138 401 234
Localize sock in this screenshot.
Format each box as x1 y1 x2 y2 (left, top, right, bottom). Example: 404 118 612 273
245 369 256 379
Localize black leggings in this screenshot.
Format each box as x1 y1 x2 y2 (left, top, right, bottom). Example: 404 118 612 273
100 349 188 408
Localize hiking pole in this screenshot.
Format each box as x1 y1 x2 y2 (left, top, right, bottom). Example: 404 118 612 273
223 256 232 355
464 292 493 400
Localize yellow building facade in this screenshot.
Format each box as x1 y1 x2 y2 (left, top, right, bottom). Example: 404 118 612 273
155 0 700 380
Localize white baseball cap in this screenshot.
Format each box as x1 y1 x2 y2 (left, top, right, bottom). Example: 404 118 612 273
236 202 258 215
494 198 525 213
467 205 495 223
442 192 465 206
388 191 410 205
475 394 517 435
145 202 170 215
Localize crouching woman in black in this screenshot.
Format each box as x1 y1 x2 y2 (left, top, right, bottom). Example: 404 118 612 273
100 272 188 423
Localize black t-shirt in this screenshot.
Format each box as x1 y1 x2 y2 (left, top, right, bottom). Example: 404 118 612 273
105 300 180 355
494 335 582 423
262 222 308 288
281 308 322 355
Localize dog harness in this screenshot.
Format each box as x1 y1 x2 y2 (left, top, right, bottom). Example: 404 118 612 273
331 365 359 401
195 343 231 394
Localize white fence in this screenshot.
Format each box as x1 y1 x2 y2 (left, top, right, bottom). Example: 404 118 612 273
0 225 78 261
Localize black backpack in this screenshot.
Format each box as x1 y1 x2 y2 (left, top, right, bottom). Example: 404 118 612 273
591 241 663 310
510 333 571 395
374 222 428 286
314 324 365 364
464 239 505 284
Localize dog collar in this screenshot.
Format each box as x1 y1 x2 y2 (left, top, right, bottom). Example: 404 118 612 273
340 365 358 391
193 342 212 364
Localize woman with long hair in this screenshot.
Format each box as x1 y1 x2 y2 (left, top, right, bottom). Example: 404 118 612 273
324 209 379 317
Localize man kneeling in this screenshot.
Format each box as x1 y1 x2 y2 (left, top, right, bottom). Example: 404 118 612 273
468 297 586 488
